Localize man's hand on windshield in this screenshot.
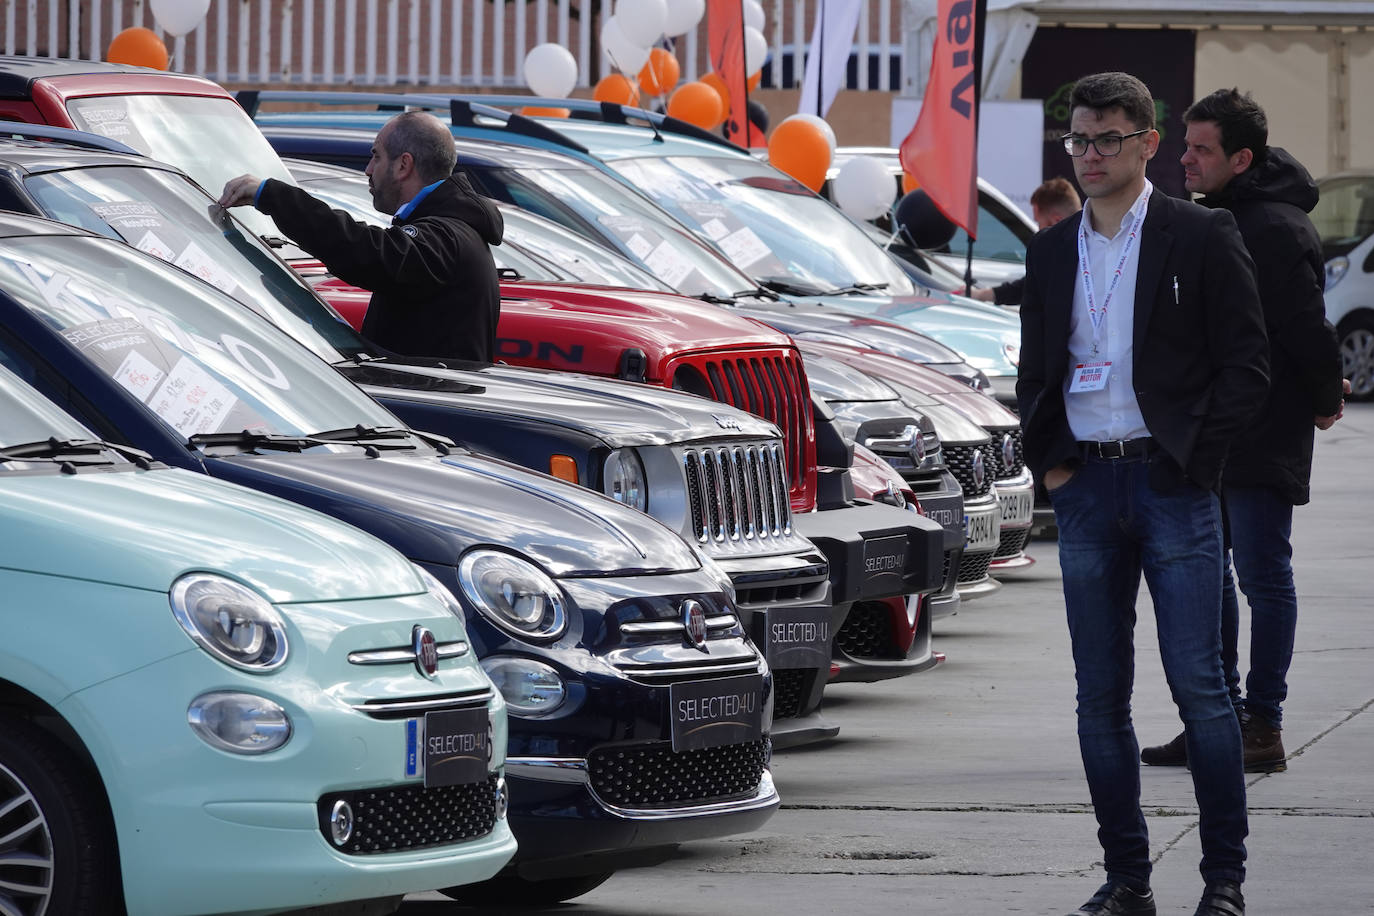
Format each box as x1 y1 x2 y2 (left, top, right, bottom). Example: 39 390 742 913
219 175 262 209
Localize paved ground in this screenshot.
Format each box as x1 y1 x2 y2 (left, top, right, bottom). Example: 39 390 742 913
404 403 1374 915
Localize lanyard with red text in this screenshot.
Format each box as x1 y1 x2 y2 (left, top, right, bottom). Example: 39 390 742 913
1076 187 1151 358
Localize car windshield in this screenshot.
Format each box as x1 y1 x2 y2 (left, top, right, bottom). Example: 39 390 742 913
1311 175 1374 258
0 236 396 440
464 163 753 297
499 206 674 291
0 360 97 448
65 94 297 244
24 165 368 364
608 154 915 296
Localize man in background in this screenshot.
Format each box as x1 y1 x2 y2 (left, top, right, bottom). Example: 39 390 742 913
970 177 1081 304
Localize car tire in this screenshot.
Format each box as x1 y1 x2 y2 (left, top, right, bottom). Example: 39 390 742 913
0 717 124 916
1338 313 1374 401
439 870 616 906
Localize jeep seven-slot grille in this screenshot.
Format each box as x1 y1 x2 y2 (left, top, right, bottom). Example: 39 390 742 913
679 352 813 506
684 445 792 543
588 739 768 809
317 775 498 855
944 444 993 499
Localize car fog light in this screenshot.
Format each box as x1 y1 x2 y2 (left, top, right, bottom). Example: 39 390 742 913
494 776 509 820
480 656 567 716
329 799 355 846
187 691 292 754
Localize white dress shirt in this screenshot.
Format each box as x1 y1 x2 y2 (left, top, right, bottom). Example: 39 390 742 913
1063 180 1153 443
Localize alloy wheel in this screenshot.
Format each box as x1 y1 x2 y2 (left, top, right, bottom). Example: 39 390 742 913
0 760 54 916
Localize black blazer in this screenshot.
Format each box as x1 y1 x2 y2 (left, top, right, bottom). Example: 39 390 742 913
1017 190 1269 491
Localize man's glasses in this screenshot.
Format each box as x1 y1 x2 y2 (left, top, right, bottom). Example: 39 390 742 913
1061 128 1150 158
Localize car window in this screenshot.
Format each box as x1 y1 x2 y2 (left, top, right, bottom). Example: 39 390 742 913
500 207 674 291
0 359 95 447
941 196 1033 264
1312 175 1374 258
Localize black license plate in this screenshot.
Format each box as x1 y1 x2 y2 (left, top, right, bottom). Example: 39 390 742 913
862 533 909 592
422 707 491 788
669 673 765 752
918 493 965 535
764 605 832 670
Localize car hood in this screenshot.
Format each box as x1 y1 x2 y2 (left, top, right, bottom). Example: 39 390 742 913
339 360 780 446
0 467 421 602
205 450 700 577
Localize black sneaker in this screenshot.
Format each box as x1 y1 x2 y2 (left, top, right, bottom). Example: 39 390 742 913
1067 881 1157 915
1193 879 1244 915
1140 730 1187 767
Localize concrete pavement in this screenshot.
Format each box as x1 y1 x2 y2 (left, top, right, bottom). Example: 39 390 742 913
404 402 1374 914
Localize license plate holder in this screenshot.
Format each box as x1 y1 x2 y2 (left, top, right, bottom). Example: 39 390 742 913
416 707 491 788
669 673 765 752
764 605 832 670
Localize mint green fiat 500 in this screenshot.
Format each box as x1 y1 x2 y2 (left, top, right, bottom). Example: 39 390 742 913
0 363 514 915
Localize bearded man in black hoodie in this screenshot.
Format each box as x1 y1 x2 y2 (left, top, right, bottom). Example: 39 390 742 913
1141 89 1348 775
220 111 503 363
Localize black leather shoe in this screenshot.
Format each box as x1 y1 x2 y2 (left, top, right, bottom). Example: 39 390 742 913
1066 881 1157 915
1193 880 1244 915
1140 730 1187 766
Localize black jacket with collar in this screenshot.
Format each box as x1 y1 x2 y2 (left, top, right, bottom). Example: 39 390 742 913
1196 147 1343 504
1017 189 1269 492
257 174 503 362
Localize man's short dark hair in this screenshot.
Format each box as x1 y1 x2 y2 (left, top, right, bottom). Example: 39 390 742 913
1031 177 1080 213
1184 88 1268 169
382 111 458 183
1069 72 1156 131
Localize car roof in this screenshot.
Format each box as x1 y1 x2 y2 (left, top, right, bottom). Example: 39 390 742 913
528 117 733 161
0 55 213 98
0 137 160 173
258 121 601 171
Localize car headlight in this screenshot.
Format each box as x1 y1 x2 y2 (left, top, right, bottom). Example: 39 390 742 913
1326 256 1349 290
480 656 567 716
603 448 647 511
458 550 568 640
170 574 288 672
187 691 292 754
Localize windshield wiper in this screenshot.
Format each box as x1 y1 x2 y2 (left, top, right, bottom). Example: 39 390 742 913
736 286 780 301
0 437 154 470
695 292 737 305
309 425 453 456
822 282 891 296
757 276 828 297
188 431 320 453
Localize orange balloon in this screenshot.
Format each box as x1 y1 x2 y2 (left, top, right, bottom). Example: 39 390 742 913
768 118 831 191
638 48 681 97
901 171 921 194
667 81 724 129
107 26 169 70
521 106 570 118
748 69 762 91
593 73 640 106
700 71 730 111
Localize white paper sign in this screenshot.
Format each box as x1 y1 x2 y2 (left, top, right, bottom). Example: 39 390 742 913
625 233 654 261
112 349 165 403
147 356 238 436
135 229 175 261
174 241 240 296
701 218 731 241
644 241 694 288
719 226 773 269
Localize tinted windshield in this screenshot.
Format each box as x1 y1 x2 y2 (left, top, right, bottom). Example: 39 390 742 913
464 164 752 297
609 155 915 295
25 165 367 363
1311 175 1374 258
0 361 96 447
500 207 673 291
66 94 295 242
0 236 395 439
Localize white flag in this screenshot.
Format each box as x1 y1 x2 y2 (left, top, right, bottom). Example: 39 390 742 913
798 0 865 118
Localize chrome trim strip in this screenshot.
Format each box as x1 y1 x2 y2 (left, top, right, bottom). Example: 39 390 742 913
619 614 737 635
347 640 469 665
504 757 589 784
615 660 763 678
350 689 493 714
506 761 779 820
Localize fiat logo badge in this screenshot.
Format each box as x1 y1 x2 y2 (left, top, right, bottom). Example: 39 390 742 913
413 626 439 679
972 449 986 491
1001 433 1016 473
682 599 709 652
905 425 926 462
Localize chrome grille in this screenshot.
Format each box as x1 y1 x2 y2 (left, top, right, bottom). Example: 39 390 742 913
684 445 792 543
944 443 993 499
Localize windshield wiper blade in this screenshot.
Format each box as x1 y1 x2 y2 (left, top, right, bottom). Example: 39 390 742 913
695 292 737 305
0 437 153 470
737 286 781 301
757 277 828 297
307 424 414 442
822 282 891 296
188 431 319 453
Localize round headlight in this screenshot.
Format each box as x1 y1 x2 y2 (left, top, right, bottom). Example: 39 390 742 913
170 574 288 671
603 448 647 511
480 656 567 716
1326 256 1349 291
187 691 292 754
458 551 567 640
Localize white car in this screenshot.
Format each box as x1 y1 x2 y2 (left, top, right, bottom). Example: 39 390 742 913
1312 171 1374 399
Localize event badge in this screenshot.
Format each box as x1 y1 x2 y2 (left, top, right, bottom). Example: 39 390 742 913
1069 361 1111 393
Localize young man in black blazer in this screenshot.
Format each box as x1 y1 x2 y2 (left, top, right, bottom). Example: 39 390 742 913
1018 72 1269 916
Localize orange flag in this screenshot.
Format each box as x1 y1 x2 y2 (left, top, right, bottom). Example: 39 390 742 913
707 0 760 148
899 0 986 237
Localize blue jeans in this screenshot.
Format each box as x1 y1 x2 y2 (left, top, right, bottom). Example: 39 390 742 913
1050 454 1247 889
1220 486 1297 728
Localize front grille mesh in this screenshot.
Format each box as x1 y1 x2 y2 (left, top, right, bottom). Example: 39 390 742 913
684 445 792 543
588 739 768 809
993 525 1031 559
958 549 994 585
989 427 1026 480
772 668 806 719
944 444 993 499
835 600 897 659
318 775 497 855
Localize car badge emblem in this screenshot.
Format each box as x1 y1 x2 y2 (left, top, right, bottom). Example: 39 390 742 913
972 449 986 491
714 414 742 430
1002 433 1016 473
911 430 927 463
682 599 709 652
413 626 439 679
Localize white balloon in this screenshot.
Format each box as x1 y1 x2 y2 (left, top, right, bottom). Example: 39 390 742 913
785 113 837 156
150 0 210 37
744 26 767 76
833 155 896 221
616 0 669 47
743 0 765 32
523 43 579 98
662 0 706 37
601 17 652 75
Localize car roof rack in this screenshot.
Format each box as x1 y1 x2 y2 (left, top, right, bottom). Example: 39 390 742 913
0 120 142 156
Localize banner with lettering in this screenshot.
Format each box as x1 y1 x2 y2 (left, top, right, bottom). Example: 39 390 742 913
899 0 988 237
708 0 761 148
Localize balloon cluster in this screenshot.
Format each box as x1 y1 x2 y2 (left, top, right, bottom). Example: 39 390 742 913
107 0 211 68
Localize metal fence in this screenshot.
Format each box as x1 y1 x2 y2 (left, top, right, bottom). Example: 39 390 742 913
1 0 904 91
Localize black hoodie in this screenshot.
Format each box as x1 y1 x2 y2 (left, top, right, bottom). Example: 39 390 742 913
1197 147 1343 504
257 173 504 363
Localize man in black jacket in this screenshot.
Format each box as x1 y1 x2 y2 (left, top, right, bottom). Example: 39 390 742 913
219 111 503 362
1019 72 1267 916
1141 89 1348 775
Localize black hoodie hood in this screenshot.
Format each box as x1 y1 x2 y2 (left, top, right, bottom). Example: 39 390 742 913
1200 146 1318 214
417 172 505 245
